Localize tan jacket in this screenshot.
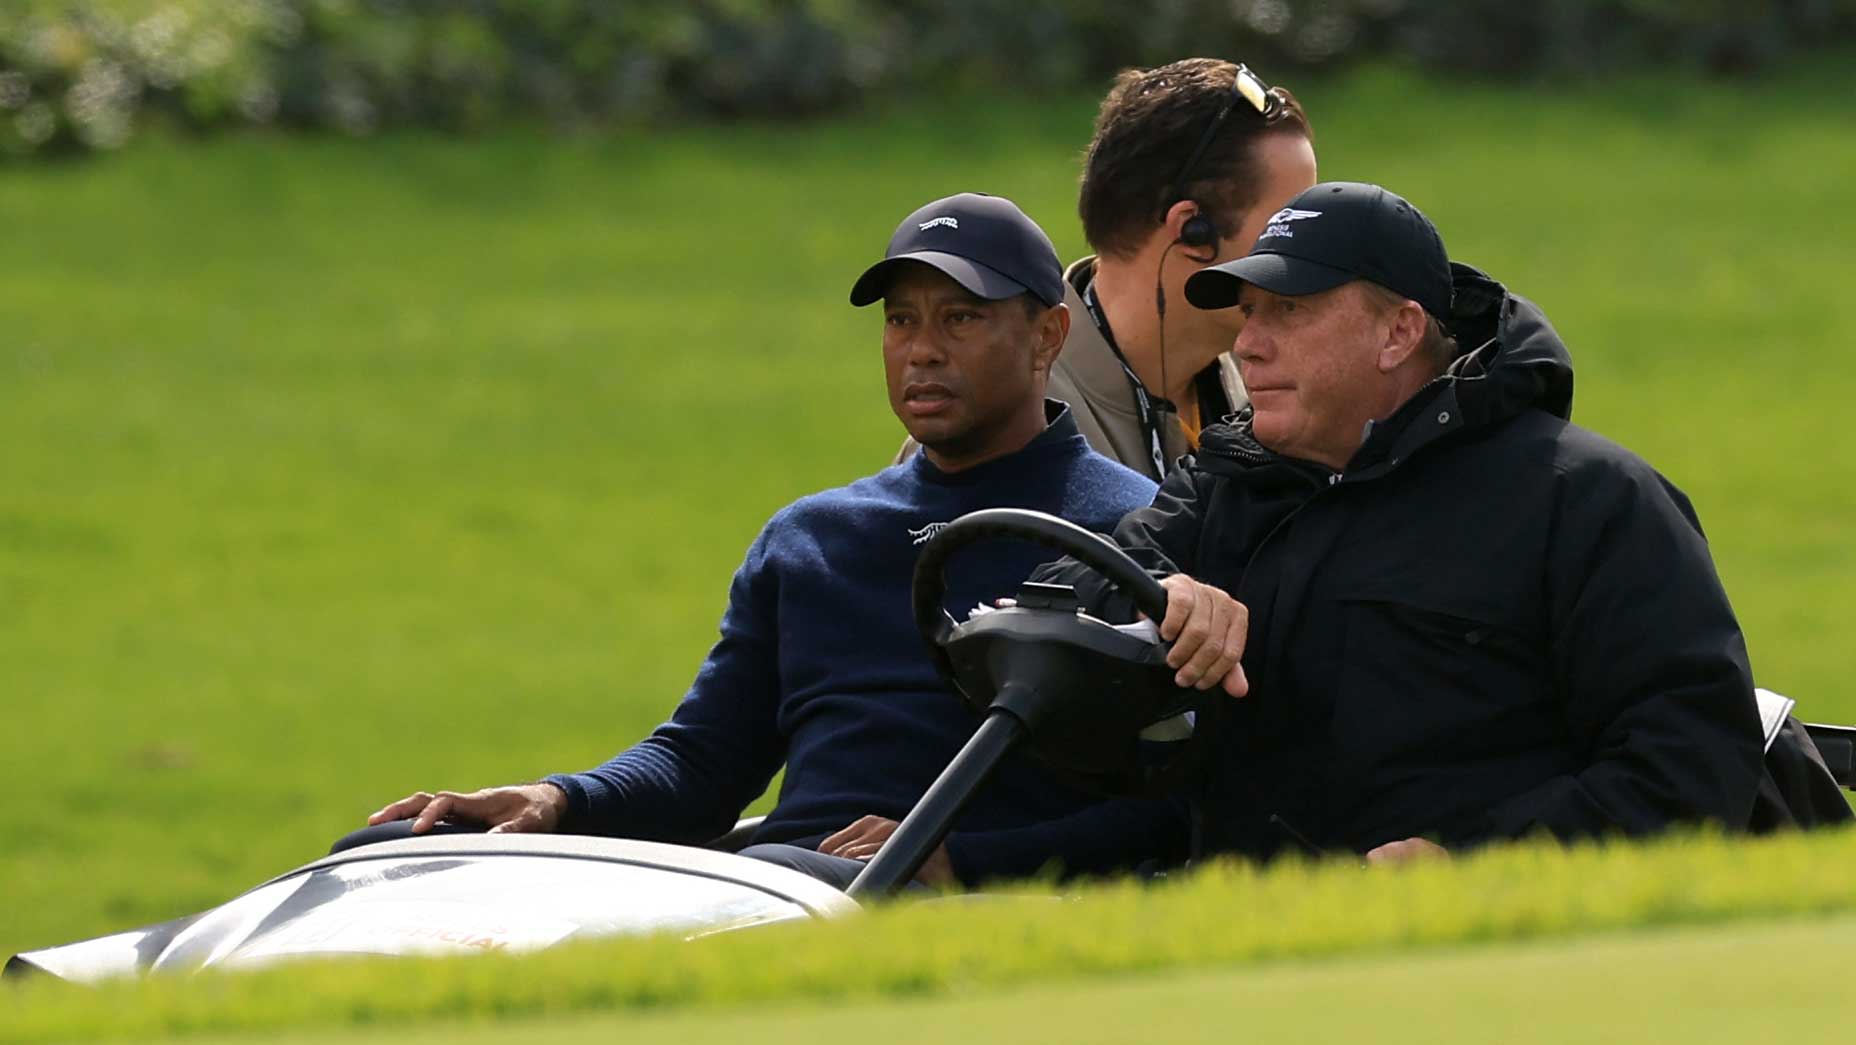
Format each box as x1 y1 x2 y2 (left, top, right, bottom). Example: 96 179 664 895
891 257 1248 480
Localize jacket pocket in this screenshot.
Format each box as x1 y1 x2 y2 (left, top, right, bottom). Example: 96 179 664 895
1329 597 1554 764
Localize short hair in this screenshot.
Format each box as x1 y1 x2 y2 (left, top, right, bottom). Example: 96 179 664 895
1080 58 1314 259
1357 281 1459 373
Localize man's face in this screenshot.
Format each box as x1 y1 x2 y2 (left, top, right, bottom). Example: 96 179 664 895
1219 132 1321 265
881 263 1060 466
1181 132 1318 342
1232 281 1393 470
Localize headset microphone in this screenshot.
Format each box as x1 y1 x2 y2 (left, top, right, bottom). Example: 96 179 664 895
1155 239 1182 414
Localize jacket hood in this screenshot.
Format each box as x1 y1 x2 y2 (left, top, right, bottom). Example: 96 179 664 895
1443 262 1574 427
1197 263 1574 477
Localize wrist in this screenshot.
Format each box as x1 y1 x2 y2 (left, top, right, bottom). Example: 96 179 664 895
530 780 570 827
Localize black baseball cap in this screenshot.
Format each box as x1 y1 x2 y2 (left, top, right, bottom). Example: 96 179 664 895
849 192 1064 308
1184 182 1452 320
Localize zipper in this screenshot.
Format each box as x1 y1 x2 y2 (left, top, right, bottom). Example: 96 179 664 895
1232 464 1335 595
1197 436 1270 467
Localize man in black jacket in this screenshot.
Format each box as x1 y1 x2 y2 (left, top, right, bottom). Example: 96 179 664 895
1036 182 1765 864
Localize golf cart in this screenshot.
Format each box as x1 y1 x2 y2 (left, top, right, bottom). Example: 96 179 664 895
5 508 1218 983
8 509 1851 983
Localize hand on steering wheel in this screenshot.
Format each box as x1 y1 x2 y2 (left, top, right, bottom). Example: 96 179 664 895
909 507 1240 798
1156 575 1250 698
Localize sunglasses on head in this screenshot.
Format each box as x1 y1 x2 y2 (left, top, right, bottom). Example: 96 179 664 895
1166 64 1286 210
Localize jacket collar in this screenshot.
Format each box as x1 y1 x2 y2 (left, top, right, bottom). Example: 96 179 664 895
1064 257 1248 430
911 400 1086 485
1060 258 1146 415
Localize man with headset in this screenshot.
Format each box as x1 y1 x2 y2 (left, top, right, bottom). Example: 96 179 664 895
893 58 1318 480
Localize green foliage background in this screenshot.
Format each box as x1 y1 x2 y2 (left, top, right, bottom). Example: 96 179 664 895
3 0 1854 156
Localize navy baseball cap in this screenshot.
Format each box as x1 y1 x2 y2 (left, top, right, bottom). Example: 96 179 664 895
1184 182 1453 320
849 192 1064 308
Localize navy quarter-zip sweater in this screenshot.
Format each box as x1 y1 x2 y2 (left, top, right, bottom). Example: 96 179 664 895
545 404 1184 884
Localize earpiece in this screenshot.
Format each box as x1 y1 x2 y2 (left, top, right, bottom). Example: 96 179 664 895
1178 212 1217 249
1165 66 1279 262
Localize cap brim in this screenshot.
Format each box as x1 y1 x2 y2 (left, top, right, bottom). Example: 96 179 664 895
849 252 1030 307
1183 252 1357 310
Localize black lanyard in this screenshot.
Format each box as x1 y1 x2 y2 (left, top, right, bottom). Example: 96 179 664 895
1080 282 1173 479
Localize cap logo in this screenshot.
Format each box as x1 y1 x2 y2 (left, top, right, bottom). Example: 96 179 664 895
1261 208 1322 240
917 216 959 231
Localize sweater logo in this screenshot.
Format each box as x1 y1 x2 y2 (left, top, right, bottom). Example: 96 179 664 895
908 521 949 546
917 217 959 232
1262 207 1322 239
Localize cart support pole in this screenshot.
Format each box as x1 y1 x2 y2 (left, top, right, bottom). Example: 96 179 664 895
846 699 1028 900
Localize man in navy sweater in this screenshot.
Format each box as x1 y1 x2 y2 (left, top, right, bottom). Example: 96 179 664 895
360 193 1187 889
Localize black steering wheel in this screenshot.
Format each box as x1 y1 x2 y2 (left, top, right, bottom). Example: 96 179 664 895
909 507 1219 797
912 508 1169 671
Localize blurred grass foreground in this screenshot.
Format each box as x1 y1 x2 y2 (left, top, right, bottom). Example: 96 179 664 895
2 15 1856 1044
6 828 1856 1042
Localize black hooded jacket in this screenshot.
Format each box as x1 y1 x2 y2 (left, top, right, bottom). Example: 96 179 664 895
1037 265 1764 859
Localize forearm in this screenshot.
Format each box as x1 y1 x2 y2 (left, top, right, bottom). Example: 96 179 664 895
546 731 766 843
1478 461 1765 844
1459 683 1763 846
551 526 787 842
1031 468 1204 620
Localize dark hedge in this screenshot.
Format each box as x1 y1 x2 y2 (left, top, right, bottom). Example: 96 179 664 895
2 0 1851 157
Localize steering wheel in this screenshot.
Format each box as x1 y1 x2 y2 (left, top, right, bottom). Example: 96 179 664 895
910 508 1220 797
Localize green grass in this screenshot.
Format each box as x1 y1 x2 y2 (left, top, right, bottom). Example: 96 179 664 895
2 52 1856 1039
6 828 1856 1043
173 915 1856 1045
